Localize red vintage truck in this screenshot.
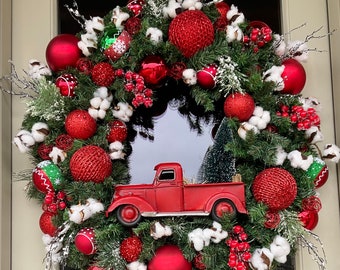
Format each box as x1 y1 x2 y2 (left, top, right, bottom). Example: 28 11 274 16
106 162 247 226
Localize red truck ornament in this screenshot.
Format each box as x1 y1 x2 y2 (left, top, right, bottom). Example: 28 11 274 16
106 162 247 226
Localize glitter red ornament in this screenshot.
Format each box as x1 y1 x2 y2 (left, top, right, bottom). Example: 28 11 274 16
223 92 255 122
65 110 97 140
281 58 306 95
69 145 112 183
39 211 57 236
91 62 115 87
197 64 218 89
298 210 319 230
148 245 192 270
138 55 168 86
252 168 297 211
74 227 97 255
214 2 230 30
76 58 93 75
168 10 215 58
264 210 281 229
45 34 81 72
119 235 143 263
107 120 128 143
55 73 78 97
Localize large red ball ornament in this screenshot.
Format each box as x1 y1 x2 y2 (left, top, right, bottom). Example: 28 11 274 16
32 160 63 194
197 64 218 89
168 10 215 58
107 120 128 143
70 145 112 183
281 59 306 95
139 55 168 86
298 210 319 230
45 34 81 72
39 211 57 236
252 168 297 211
148 245 192 270
223 92 255 122
65 110 97 140
55 73 78 97
74 227 96 255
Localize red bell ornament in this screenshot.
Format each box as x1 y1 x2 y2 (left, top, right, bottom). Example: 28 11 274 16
197 64 218 89
281 59 306 95
55 73 78 97
45 34 81 72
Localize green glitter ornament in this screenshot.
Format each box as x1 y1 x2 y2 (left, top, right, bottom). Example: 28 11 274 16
32 160 63 193
306 158 329 188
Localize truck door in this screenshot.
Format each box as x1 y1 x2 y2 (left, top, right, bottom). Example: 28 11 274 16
154 168 184 212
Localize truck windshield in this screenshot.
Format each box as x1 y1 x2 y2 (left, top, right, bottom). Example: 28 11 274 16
159 169 175 180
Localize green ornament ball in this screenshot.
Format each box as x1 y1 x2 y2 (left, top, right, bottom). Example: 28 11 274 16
32 160 63 193
306 158 329 188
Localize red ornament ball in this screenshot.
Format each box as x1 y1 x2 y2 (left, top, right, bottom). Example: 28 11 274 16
197 64 218 89
107 120 128 143
168 10 214 58
91 62 115 87
45 34 81 72
55 73 78 97
70 145 112 183
74 227 96 255
88 266 106 270
214 2 230 30
148 245 192 270
39 211 57 236
281 59 306 95
223 92 255 122
103 30 132 61
252 168 297 211
32 160 63 194
139 55 168 85
298 210 319 230
119 235 143 263
65 110 97 140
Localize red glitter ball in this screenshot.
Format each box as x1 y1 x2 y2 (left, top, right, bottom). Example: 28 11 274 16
119 236 143 263
91 62 115 87
65 110 97 140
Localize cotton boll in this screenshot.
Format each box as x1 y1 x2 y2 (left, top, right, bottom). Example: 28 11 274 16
13 130 35 153
85 16 104 34
88 107 99 119
182 0 203 10
226 25 243 42
90 97 102 109
49 147 66 164
270 235 290 264
127 261 147 270
263 65 285 91
86 198 104 214
323 144 340 163
163 0 182 19
111 6 130 30
182 69 197 85
100 98 111 110
146 27 163 45
31 122 49 142
275 146 287 166
305 126 324 144
287 150 313 170
250 248 274 270
95 86 109 99
112 102 134 122
97 109 106 119
272 34 286 57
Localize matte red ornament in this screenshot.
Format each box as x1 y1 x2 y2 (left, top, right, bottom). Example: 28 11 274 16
65 110 97 140
298 210 319 230
70 145 112 183
45 34 81 72
168 10 214 58
74 227 96 255
197 64 218 89
223 93 255 122
281 59 306 95
252 168 297 211
104 30 132 61
55 73 78 97
139 55 168 86
39 211 57 236
119 235 143 263
107 120 128 143
91 62 115 87
148 245 192 270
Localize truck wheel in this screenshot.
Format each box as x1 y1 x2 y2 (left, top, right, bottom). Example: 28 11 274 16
211 199 236 221
117 204 141 227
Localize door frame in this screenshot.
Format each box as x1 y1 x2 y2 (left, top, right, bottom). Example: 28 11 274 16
1 0 340 269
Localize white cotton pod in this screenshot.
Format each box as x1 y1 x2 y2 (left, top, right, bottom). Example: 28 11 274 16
182 69 197 85
250 248 274 270
86 198 104 214
323 144 340 163
275 146 287 166
100 98 111 110
272 34 286 57
31 122 49 142
95 86 109 99
49 147 66 164
13 130 35 153
90 97 102 109
97 109 107 119
305 126 324 144
146 27 163 45
88 107 99 120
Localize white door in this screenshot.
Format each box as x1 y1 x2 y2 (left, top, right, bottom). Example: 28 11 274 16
1 0 339 269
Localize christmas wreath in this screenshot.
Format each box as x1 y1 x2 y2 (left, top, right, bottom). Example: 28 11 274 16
4 0 340 269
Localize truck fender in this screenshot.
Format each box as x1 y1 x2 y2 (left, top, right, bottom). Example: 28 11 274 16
205 193 247 214
105 196 155 217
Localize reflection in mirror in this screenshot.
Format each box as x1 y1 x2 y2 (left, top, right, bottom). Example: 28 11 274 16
129 106 214 183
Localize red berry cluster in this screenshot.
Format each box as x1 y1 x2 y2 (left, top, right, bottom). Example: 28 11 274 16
122 70 153 108
277 105 320 130
42 191 67 214
243 26 272 53
226 225 251 270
